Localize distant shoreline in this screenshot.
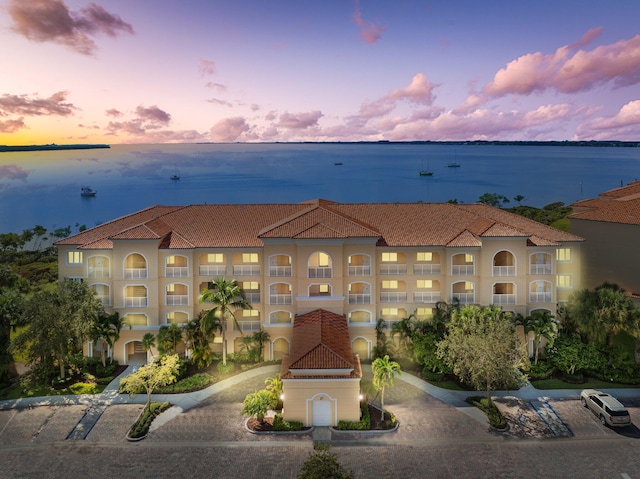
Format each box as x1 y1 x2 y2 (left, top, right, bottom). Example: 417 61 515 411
0 144 110 152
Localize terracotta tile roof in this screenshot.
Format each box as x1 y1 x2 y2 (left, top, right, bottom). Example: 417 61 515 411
57 199 582 250
280 309 362 380
570 181 640 225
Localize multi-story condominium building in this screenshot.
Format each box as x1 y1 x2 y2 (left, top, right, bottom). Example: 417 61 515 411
56 199 583 365
570 180 640 296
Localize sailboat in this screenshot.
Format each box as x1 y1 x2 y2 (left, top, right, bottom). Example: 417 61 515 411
170 166 180 181
419 159 433 176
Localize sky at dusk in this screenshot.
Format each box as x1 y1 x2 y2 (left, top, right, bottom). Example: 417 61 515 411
0 0 639 145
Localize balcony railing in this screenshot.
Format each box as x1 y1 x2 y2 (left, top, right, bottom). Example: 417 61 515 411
348 293 371 304
88 267 110 278
493 266 515 277
125 296 148 307
492 293 516 305
380 264 407 275
166 266 188 278
245 293 261 303
348 265 371 276
269 265 292 277
452 265 474 276
233 320 262 332
452 292 474 304
413 264 441 275
96 295 111 306
380 319 401 330
199 265 226 276
308 267 332 278
530 292 552 303
270 294 292 305
530 264 552 275
233 265 260 276
166 294 188 306
380 292 408 303
125 268 147 279
413 291 441 303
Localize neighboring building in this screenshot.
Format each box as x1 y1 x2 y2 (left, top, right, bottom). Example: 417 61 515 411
55 198 583 365
569 181 640 296
280 309 362 427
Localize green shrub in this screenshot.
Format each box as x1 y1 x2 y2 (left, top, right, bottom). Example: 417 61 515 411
96 361 118 377
68 382 99 395
298 448 355 479
272 413 304 431
466 396 507 429
128 401 171 439
216 361 235 375
336 402 370 430
158 373 214 393
421 367 445 382
528 360 555 380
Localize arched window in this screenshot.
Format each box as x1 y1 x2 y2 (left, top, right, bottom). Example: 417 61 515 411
268 254 292 277
165 255 189 277
347 254 371 276
308 251 332 278
124 253 147 279
88 255 110 278
493 251 515 276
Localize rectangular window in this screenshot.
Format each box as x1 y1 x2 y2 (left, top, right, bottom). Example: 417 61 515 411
243 309 259 317
381 252 397 262
319 284 329 293
382 280 398 289
167 283 175 293
317 252 330 267
166 255 176 265
416 252 432 262
243 281 259 291
416 279 433 289
381 308 398 316
464 281 474 291
242 253 259 263
415 307 433 318
556 248 571 262
464 254 473 264
207 253 224 263
67 251 83 264
557 274 572 288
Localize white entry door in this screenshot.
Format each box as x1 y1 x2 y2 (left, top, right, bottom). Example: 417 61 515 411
312 400 332 426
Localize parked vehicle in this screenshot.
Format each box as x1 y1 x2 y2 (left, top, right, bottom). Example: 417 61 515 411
580 389 631 427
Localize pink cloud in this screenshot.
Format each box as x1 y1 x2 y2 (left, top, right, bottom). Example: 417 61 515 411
210 117 250 142
277 110 323 129
0 118 27 133
199 58 216 76
135 105 171 125
576 100 640 139
0 164 31 182
0 91 76 116
105 108 122 117
483 30 640 98
205 82 227 91
207 98 233 107
352 0 385 44
8 0 134 55
389 73 437 105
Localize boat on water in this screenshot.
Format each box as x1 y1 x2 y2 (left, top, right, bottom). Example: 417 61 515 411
419 170 433 176
447 162 461 168
81 186 96 197
334 162 343 166
170 174 180 181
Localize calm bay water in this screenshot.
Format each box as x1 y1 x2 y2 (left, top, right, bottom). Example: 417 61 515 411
1 142 639 234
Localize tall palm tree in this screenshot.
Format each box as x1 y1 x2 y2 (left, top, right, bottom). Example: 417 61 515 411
92 312 124 367
251 329 270 362
141 333 156 360
517 310 558 364
199 277 252 365
371 354 402 421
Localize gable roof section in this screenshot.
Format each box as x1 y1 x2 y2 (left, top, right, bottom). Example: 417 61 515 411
570 181 640 226
281 309 361 379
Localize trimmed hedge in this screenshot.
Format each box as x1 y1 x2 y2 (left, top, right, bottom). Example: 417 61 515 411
128 401 171 439
336 402 371 430
465 396 507 429
272 413 304 431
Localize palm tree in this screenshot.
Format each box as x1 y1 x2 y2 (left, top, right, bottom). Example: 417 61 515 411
92 312 124 367
181 315 217 368
199 277 252 365
517 311 558 364
141 333 156 360
371 354 402 421
157 323 182 355
251 329 270 362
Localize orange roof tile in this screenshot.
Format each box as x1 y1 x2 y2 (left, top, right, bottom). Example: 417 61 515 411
570 181 640 225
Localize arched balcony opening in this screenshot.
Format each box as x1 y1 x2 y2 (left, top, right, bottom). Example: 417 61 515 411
165 255 188 278
352 337 370 360
272 338 290 361
493 251 515 276
124 285 147 307
348 282 371 304
269 254 292 277
451 253 474 276
308 251 332 278
348 254 371 276
166 311 189 325
309 283 332 297
269 310 292 324
451 281 474 304
88 255 110 278
529 280 553 303
166 283 189 306
124 254 147 279
492 282 516 305
270 283 292 305
90 283 111 306
530 253 552 275
348 310 372 324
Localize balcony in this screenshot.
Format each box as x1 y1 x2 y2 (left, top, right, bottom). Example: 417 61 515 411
166 266 188 278
269 265 292 277
95 295 111 306
380 264 407 275
348 265 371 276
452 292 474 304
245 292 261 304
530 264 552 275
492 294 516 305
270 294 292 305
199 265 226 276
380 292 408 303
233 265 260 276
348 293 371 304
166 294 188 306
233 320 262 332
413 264 440 275
413 291 441 303
452 265 474 276
530 292 552 303
125 268 147 279
493 266 515 277
308 267 332 278
88 266 110 278
125 296 148 308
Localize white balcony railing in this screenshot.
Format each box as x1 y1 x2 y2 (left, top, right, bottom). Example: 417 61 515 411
452 265 474 276
381 319 401 330
166 294 188 306
166 266 188 278
308 267 332 278
452 292 474 304
492 293 516 305
380 264 407 275
125 268 147 279
493 266 515 277
269 265 292 277
233 265 260 276
530 264 552 275
413 291 441 303
413 264 441 274
199 265 226 276
245 293 261 303
125 296 148 307
233 320 262 332
348 293 371 304
96 295 111 306
348 265 371 276
270 294 292 305
88 267 109 278
380 292 408 303
530 292 552 303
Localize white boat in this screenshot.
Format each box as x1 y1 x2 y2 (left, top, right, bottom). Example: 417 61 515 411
81 186 96 197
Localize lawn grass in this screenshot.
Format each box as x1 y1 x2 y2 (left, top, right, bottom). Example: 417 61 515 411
0 381 106 400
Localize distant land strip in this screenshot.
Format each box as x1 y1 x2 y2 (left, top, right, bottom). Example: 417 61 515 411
0 144 110 152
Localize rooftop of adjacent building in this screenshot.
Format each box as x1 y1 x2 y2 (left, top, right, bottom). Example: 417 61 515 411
570 180 640 225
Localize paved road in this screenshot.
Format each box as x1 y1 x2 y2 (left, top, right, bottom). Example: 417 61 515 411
1 368 640 478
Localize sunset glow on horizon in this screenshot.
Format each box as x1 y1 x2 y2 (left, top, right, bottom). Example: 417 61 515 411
1 0 639 146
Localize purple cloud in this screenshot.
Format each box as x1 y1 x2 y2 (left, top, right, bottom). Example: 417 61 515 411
0 118 26 133
135 105 171 125
8 0 134 55
0 91 76 116
352 0 385 44
277 110 323 129
210 117 250 142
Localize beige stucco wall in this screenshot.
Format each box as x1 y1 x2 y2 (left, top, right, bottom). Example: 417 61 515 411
281 377 361 426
